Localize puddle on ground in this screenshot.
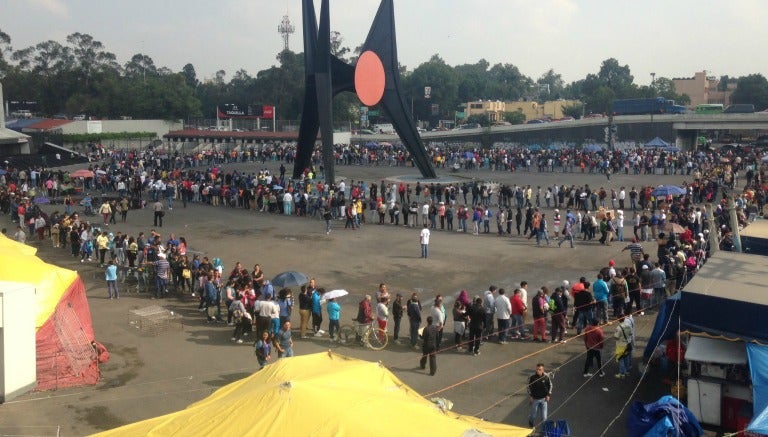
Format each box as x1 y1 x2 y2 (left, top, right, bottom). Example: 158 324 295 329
74 405 125 431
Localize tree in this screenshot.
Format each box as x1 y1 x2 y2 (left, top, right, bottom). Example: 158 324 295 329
503 110 526 125
124 53 158 79
486 63 533 101
731 74 768 111
561 104 583 119
329 31 351 62
181 63 198 88
466 113 490 127
407 54 459 122
66 32 118 87
0 28 11 77
455 59 490 102
537 69 565 100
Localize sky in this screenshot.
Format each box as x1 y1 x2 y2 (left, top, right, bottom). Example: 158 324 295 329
2 0 768 86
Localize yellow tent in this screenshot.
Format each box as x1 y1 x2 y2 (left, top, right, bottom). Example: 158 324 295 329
94 352 530 437
0 232 37 256
0 235 78 328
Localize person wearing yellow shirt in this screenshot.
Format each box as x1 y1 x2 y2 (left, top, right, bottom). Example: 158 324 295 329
96 231 110 266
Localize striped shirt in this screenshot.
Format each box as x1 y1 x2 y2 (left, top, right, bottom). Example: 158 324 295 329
154 259 170 279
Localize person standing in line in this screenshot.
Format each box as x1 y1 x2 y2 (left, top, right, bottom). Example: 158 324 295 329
429 295 446 350
311 287 324 336
527 363 553 428
323 206 333 235
254 330 272 369
614 314 633 379
582 319 605 377
483 286 497 338
298 285 311 339
420 224 431 258
419 316 439 376
326 298 340 341
392 293 405 344
274 321 294 358
105 259 119 299
494 288 512 344
376 296 390 343
407 292 422 349
152 199 164 227
467 297 486 356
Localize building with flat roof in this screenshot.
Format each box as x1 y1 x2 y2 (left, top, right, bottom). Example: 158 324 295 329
672 71 735 108
464 99 580 122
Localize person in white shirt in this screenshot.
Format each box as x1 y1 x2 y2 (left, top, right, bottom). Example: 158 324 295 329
494 289 512 343
420 224 431 258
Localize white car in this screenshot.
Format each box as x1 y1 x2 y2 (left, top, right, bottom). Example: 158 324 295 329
73 114 87 121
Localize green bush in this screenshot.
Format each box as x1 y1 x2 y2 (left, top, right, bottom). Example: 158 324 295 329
62 132 157 143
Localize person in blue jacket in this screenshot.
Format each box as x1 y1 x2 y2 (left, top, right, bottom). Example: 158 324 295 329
311 287 324 336
327 298 341 341
592 274 610 324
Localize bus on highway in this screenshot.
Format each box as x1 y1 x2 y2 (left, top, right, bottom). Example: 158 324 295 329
695 104 724 114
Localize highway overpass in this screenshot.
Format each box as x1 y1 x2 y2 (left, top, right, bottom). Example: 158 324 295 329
351 113 768 148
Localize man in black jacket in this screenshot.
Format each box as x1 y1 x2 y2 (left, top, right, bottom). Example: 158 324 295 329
420 316 439 376
466 297 486 355
528 363 552 428
407 293 422 348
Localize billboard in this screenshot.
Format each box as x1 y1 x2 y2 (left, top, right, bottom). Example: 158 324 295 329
217 104 275 120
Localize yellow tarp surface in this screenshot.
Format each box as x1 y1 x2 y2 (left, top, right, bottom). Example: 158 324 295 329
0 234 78 328
94 352 531 437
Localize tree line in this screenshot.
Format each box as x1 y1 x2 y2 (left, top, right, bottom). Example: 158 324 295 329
1 29 766 126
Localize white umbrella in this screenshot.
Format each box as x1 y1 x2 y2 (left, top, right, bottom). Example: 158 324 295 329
95 169 107 175
322 289 349 300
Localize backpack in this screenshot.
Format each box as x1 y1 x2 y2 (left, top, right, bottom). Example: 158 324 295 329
232 308 244 322
610 280 626 298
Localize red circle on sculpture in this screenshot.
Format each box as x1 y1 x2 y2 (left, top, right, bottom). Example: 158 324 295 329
355 50 386 106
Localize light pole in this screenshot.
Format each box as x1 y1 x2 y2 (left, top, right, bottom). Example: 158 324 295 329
650 72 656 136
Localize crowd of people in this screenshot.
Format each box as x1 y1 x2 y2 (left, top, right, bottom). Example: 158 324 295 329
1 139 766 429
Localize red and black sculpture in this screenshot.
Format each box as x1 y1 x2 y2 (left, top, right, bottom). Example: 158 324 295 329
293 0 437 182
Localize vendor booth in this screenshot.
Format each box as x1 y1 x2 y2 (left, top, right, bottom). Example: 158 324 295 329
644 251 768 435
740 219 768 257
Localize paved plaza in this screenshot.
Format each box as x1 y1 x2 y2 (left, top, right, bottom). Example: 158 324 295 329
0 162 685 435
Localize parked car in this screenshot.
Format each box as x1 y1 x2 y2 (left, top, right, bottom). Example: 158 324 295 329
72 114 87 121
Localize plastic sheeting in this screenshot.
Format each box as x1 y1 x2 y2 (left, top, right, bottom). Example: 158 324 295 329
644 293 681 359
684 336 747 365
747 344 768 433
626 395 703 437
94 351 531 437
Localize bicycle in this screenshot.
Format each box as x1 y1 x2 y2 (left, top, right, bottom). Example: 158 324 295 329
335 320 388 351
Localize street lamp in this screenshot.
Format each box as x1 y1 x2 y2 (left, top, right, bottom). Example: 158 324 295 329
650 72 656 136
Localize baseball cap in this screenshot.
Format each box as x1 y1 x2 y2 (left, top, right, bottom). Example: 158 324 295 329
642 264 649 270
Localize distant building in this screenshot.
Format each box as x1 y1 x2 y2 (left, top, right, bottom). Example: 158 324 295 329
464 99 580 122
672 70 735 108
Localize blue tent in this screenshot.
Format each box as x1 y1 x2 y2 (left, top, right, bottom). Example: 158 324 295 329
644 137 671 148
747 344 768 433
583 144 604 152
644 292 681 358
626 395 703 437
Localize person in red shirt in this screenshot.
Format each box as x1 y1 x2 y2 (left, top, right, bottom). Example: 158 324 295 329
511 289 527 339
582 319 605 377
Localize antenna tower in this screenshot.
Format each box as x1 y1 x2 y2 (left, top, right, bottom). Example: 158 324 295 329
278 15 295 52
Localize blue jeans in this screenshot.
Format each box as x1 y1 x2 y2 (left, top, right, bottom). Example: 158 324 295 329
421 244 429 258
512 314 525 336
497 318 510 342
536 230 549 245
576 308 594 334
619 350 632 375
155 277 167 298
596 301 608 323
410 319 420 346
529 398 548 425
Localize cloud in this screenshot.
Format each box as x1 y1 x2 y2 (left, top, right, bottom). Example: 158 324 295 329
27 0 69 18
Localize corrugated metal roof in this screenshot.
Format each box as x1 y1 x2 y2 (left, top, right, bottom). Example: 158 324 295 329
23 119 72 131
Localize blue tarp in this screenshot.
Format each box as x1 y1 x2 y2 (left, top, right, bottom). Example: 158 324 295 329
644 293 681 359
645 137 671 148
747 344 768 433
626 395 703 437
583 144 604 152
